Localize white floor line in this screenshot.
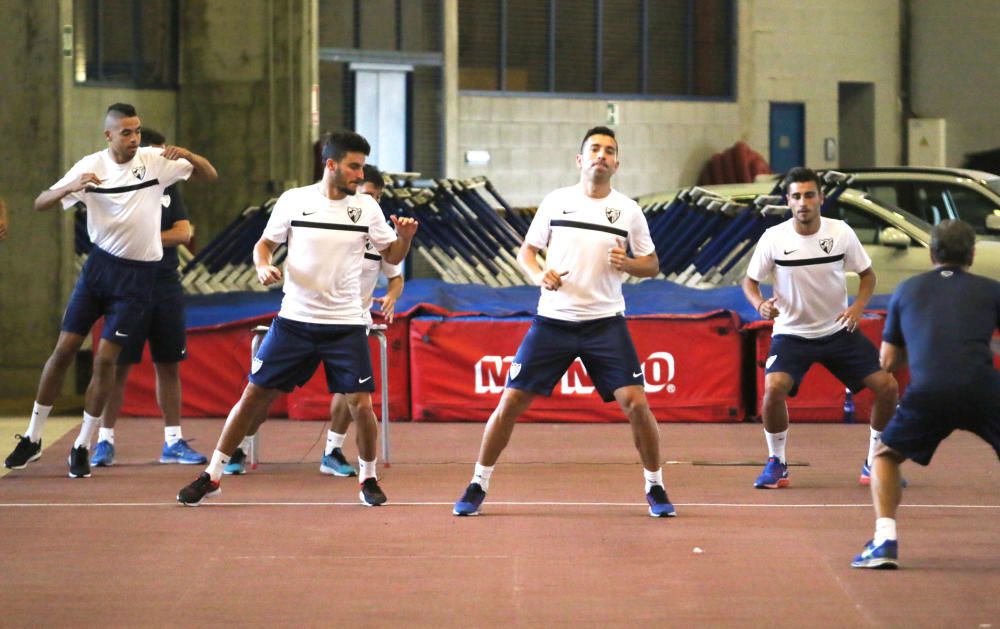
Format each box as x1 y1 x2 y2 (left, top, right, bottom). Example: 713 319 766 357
0 501 997 509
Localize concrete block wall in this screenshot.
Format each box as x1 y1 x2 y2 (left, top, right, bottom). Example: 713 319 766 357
453 0 902 208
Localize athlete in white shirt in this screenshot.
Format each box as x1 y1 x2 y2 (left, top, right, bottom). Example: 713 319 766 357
177 132 417 507
452 126 676 518
4 103 217 478
742 167 899 490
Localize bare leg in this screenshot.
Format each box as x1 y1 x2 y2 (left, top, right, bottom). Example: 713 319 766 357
215 383 282 456
35 332 86 405
614 385 661 471
477 388 536 466
871 445 906 519
345 392 377 461
100 363 132 430
329 393 352 435
154 362 182 427
863 370 899 431
84 339 124 417
760 372 794 433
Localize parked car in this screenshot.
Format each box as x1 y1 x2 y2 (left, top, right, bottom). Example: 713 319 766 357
637 183 1000 293
825 167 1000 238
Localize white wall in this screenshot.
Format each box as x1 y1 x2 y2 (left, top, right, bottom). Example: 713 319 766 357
452 0 902 207
910 0 1000 167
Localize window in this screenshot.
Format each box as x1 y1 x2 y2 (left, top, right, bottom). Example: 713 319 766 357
459 0 735 98
938 185 996 234
73 0 179 88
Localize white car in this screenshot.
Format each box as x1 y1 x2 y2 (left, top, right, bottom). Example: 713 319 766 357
637 183 1000 293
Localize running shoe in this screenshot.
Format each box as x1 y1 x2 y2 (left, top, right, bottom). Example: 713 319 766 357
68 445 91 478
177 472 221 506
4 435 41 469
359 477 387 506
224 448 247 475
320 447 357 477
754 456 789 489
90 440 115 467
646 485 677 517
851 539 899 569
453 482 487 516
160 439 208 465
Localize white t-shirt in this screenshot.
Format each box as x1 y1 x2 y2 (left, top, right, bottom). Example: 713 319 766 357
746 217 872 338
263 183 398 324
359 239 403 326
54 147 193 261
525 184 655 321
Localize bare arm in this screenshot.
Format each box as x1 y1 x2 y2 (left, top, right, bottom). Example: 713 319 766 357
162 146 218 182
253 237 282 285
879 341 906 372
161 219 193 248
518 241 568 290
374 274 405 323
742 276 779 319
34 173 103 211
377 215 418 265
837 266 876 331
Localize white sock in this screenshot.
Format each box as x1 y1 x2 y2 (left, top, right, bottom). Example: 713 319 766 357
164 426 183 446
472 462 494 491
359 458 377 481
98 427 115 445
206 450 230 482
867 428 882 466
874 517 897 544
643 468 663 493
765 429 788 463
326 430 347 456
25 402 52 442
74 412 101 450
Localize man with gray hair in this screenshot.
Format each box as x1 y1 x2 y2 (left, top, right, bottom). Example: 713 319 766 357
852 219 1000 569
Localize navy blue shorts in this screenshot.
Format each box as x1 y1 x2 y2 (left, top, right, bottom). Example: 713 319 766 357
506 315 644 403
881 384 1000 466
765 328 881 397
248 316 374 394
117 279 186 365
62 248 158 344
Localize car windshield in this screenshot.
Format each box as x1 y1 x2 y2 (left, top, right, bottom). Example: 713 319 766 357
859 193 934 233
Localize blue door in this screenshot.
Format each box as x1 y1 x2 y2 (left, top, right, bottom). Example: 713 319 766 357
770 102 805 173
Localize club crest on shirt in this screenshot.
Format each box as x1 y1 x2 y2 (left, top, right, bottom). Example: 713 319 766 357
819 237 834 254
508 362 521 381
605 207 621 223
347 206 362 223
131 164 146 180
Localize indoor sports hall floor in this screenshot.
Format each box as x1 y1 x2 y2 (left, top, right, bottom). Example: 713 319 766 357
0 417 996 628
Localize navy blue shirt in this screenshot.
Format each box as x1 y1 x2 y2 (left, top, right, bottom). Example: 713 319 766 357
883 266 1000 393
158 185 188 281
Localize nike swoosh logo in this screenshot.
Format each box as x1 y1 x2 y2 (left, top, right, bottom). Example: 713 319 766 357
632 371 643 378
358 376 372 383
783 249 797 255
303 210 318 216
562 209 578 214
114 331 129 338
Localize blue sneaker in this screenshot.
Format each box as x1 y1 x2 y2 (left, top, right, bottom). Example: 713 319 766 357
453 482 487 516
320 447 357 477
646 485 677 517
851 539 899 569
90 440 115 467
859 461 908 488
159 439 208 465
223 448 246 475
754 456 789 489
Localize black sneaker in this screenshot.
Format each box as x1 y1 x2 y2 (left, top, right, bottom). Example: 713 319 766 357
359 477 387 506
4 434 42 469
177 472 221 506
67 445 91 478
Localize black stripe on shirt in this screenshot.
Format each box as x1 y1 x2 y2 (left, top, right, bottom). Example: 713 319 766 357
88 179 161 194
290 220 369 233
775 253 845 267
364 252 382 261
550 219 628 238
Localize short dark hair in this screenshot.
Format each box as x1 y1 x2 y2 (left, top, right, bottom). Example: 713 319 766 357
106 103 137 118
782 166 822 191
579 126 617 153
139 127 166 147
362 164 385 190
322 131 371 162
930 219 975 266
